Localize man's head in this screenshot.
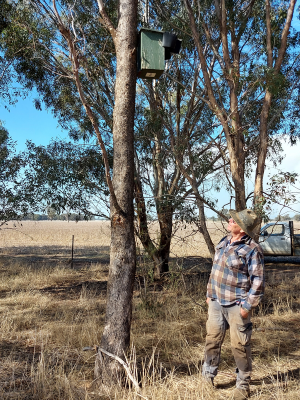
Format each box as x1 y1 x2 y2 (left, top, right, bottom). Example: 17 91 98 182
227 217 245 236
229 209 260 239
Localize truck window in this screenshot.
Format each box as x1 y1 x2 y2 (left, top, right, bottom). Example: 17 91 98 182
269 224 284 235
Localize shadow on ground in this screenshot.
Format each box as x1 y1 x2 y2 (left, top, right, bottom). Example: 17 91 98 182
40 280 108 299
0 245 111 268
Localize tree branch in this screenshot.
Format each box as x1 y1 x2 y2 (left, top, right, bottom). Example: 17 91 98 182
96 0 117 42
274 0 296 72
53 4 122 215
265 0 273 68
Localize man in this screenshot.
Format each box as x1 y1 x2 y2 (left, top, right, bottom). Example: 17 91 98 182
202 209 264 400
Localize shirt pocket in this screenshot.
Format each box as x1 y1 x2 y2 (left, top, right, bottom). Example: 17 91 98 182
226 250 248 274
213 241 226 263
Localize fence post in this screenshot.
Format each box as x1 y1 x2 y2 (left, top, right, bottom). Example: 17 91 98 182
71 235 74 268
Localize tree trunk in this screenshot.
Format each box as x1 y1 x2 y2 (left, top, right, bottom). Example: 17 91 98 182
196 197 215 259
94 0 137 386
155 205 173 278
134 175 163 267
134 174 174 279
228 136 246 211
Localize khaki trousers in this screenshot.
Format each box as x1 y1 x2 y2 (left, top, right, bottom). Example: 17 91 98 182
202 299 253 390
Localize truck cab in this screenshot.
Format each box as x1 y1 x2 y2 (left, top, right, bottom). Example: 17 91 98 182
259 221 300 256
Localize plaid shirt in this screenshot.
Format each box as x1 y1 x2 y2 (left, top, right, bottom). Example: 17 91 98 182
207 234 264 311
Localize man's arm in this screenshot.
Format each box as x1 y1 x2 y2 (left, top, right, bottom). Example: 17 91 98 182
205 235 227 304
206 278 213 304
242 246 265 313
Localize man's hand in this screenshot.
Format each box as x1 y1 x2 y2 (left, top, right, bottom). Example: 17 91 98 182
240 307 249 319
206 297 211 305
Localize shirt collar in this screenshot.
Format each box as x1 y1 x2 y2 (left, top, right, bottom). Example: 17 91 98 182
227 234 250 246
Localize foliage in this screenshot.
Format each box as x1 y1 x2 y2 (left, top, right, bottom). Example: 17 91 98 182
1 0 115 142
25 140 110 219
262 171 299 221
0 123 32 226
0 0 28 108
162 0 300 213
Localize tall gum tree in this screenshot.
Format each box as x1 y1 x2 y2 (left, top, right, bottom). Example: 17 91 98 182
134 70 228 263
134 72 229 259
3 0 232 269
253 0 296 221
182 0 298 219
135 4 233 258
2 0 138 385
52 0 138 384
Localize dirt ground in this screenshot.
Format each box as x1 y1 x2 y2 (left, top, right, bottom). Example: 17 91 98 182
0 220 299 399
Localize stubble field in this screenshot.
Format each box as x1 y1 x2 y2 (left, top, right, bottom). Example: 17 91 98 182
0 220 299 399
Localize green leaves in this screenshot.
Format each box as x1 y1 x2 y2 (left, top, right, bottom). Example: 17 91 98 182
0 123 33 226
24 139 110 219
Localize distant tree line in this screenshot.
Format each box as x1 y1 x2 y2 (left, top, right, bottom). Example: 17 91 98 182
22 212 95 221
207 212 300 222
273 214 300 222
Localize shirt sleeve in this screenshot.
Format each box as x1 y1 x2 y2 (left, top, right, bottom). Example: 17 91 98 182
242 246 265 311
206 236 227 299
206 276 213 299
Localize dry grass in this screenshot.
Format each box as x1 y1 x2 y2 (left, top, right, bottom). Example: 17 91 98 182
0 219 226 258
0 221 299 399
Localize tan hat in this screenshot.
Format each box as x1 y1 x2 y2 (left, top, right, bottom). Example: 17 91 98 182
229 209 260 239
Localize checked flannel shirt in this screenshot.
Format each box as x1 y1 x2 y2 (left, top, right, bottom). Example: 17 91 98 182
207 234 264 311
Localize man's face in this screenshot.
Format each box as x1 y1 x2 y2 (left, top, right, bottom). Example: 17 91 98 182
227 217 245 236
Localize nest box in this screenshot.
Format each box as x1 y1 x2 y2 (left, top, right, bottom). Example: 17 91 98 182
137 28 182 80
137 28 164 79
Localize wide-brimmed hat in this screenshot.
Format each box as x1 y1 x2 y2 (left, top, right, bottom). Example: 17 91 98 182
229 209 260 239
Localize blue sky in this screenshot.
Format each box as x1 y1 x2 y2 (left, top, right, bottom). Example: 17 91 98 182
1 92 69 151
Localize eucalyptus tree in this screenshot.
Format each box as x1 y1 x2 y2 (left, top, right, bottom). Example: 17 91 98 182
2 0 227 281
2 0 138 384
133 51 227 270
0 0 28 109
134 68 229 260
133 2 232 260
134 0 300 258
179 0 299 224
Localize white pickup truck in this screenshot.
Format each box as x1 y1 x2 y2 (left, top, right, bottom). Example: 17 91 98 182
259 221 300 256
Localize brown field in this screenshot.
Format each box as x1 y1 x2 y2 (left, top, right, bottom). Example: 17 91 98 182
0 219 226 256
0 221 299 399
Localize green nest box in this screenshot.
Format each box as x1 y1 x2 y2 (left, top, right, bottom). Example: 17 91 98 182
137 28 165 80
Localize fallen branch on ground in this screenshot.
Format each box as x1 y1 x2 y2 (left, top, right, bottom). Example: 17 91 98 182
83 346 148 399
